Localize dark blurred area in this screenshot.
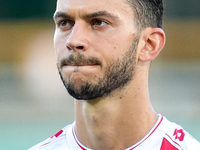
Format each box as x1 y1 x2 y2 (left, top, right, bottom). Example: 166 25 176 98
0 0 200 20
164 0 200 19
0 0 56 20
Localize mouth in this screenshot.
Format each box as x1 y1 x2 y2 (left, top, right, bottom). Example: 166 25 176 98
62 62 99 67
59 53 102 69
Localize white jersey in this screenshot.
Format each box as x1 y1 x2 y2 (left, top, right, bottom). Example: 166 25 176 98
29 115 200 150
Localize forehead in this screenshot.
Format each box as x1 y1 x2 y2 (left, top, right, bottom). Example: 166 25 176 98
56 0 133 18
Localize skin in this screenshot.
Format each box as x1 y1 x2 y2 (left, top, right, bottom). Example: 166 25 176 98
54 0 166 149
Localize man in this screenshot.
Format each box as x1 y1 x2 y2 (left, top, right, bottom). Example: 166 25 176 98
29 0 200 149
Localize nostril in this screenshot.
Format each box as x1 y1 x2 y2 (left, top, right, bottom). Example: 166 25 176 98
66 45 84 51
67 46 73 51
77 46 84 49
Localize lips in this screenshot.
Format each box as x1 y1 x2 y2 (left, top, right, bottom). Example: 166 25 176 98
62 61 99 67
67 64 96 66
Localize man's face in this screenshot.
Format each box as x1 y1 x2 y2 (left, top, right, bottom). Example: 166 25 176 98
54 0 140 100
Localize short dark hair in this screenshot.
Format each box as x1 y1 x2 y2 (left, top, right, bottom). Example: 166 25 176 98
126 0 164 30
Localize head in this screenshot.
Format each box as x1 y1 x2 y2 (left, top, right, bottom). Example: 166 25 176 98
53 0 165 100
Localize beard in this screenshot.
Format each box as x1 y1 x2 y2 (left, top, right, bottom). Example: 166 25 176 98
58 36 139 100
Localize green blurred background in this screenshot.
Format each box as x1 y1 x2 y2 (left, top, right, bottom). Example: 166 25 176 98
0 0 200 149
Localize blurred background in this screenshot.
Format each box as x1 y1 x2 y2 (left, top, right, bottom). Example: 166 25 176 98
0 0 200 149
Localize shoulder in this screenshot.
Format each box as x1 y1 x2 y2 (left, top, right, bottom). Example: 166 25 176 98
160 117 200 150
28 123 73 150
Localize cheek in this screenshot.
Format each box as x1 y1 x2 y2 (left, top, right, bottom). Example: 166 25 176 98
54 33 70 63
95 29 133 57
94 36 126 63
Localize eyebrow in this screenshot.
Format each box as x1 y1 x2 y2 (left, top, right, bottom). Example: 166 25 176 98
53 10 119 21
53 11 73 20
83 11 119 19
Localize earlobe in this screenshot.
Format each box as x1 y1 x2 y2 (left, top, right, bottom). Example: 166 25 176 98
138 28 166 62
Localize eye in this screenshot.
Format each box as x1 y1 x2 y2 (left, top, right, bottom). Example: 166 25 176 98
60 20 68 27
57 20 73 30
92 19 108 27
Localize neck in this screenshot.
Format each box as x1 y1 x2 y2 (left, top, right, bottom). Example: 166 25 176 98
74 65 158 150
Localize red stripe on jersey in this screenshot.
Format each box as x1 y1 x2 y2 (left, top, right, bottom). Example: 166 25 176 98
129 116 163 150
160 138 178 150
51 130 63 138
39 142 51 148
72 127 87 150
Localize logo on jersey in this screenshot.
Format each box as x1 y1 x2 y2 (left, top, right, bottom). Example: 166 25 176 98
173 129 185 141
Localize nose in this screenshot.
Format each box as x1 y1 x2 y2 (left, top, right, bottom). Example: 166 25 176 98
66 23 88 52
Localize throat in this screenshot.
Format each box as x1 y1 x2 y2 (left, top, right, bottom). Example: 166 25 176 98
75 99 124 149
74 99 158 150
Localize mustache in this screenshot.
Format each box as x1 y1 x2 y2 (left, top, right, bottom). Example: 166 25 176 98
59 53 102 68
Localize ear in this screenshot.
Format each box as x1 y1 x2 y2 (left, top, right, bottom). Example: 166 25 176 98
138 28 166 62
